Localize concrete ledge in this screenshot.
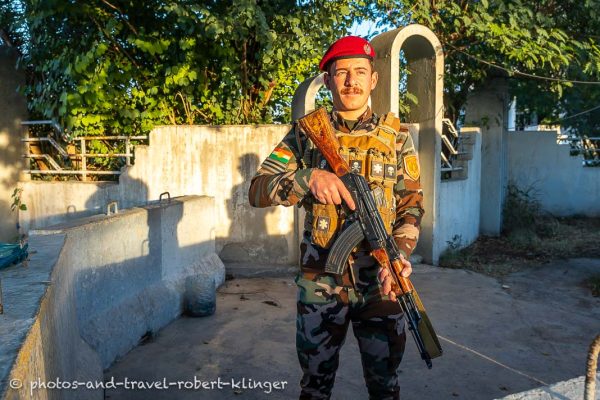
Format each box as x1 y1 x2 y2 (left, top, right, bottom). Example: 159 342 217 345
496 373 600 399
0 234 66 396
0 195 222 399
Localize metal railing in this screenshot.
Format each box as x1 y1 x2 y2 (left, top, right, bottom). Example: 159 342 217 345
558 134 600 166
21 121 147 180
441 118 469 178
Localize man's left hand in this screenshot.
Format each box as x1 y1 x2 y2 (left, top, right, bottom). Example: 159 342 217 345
377 255 412 302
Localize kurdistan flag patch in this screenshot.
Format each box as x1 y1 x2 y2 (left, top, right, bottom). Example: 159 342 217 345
269 147 293 164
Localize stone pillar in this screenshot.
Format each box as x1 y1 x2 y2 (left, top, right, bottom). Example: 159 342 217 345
0 46 27 242
464 76 509 235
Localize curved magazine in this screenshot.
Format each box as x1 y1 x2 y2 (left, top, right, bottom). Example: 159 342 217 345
324 221 364 275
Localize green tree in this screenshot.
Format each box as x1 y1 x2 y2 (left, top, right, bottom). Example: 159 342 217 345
368 0 600 133
1 0 357 136
3 0 599 137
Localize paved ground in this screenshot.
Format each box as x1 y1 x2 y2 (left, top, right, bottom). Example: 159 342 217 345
104 259 600 400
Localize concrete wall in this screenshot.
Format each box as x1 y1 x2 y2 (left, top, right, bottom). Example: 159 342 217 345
0 46 27 242
0 195 223 399
508 131 600 216
19 121 485 267
119 125 296 265
19 181 119 230
20 125 296 266
437 128 482 257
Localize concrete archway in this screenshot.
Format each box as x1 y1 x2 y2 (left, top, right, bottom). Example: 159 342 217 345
291 24 445 264
371 24 444 264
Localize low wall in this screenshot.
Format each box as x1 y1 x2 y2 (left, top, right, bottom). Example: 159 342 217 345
508 131 600 217
20 124 296 266
0 195 224 400
19 181 119 231
437 128 482 257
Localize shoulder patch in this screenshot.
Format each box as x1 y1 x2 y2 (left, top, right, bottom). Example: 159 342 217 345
269 147 293 164
403 154 420 180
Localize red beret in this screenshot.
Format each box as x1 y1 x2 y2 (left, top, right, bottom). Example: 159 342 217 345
319 36 375 71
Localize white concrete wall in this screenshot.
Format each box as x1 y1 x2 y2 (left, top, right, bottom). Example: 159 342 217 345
1 195 222 399
120 125 296 265
437 128 482 257
508 131 600 216
20 125 296 266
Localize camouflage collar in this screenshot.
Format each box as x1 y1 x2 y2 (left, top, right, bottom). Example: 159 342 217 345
331 107 378 133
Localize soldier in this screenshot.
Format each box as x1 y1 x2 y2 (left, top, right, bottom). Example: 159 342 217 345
248 36 424 400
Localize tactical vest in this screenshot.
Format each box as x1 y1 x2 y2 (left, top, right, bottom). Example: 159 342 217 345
302 113 400 249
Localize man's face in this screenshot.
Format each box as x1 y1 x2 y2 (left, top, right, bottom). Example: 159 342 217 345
324 57 378 115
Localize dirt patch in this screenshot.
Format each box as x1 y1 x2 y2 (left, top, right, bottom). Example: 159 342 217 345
439 216 600 278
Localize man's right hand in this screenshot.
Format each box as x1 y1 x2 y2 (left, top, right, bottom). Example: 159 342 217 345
308 169 356 210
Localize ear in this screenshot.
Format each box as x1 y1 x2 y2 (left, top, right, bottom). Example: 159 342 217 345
324 71 332 90
370 70 378 91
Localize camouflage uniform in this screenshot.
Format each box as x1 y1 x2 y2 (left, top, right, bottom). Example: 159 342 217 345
249 108 424 399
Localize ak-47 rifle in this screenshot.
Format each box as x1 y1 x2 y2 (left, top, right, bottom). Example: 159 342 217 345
298 107 443 369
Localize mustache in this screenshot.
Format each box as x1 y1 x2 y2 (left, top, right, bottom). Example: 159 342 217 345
341 87 363 95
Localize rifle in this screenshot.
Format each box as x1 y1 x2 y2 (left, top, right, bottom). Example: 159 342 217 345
298 107 443 369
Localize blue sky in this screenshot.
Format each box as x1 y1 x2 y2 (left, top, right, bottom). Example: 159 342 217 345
349 19 380 38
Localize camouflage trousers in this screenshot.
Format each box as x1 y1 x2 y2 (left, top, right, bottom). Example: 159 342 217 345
295 255 406 400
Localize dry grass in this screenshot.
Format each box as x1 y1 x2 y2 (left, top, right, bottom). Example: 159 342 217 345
439 216 600 278
441 183 600 279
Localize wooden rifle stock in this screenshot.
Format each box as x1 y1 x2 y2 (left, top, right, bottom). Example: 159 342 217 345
297 108 350 177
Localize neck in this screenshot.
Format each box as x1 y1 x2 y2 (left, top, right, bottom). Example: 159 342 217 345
335 105 368 121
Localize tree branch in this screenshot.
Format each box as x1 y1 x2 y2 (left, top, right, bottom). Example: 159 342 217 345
99 0 139 36
90 16 141 70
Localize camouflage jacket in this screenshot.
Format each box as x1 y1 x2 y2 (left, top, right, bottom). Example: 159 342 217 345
248 108 424 268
